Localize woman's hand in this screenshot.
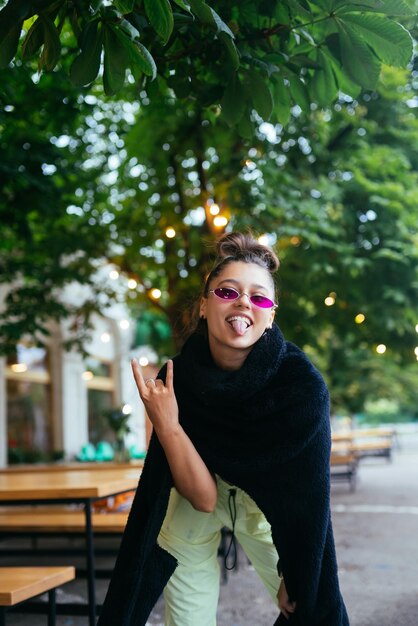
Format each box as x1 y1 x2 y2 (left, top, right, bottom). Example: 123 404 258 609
131 359 179 438
277 578 296 620
132 357 217 512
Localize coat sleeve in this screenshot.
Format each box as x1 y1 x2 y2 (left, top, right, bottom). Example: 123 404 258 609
97 433 176 626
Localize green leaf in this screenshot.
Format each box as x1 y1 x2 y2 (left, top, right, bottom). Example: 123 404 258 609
287 74 310 112
0 0 32 45
323 49 362 98
245 70 273 120
21 17 44 59
38 15 61 71
219 31 239 72
338 14 412 68
114 0 136 13
334 0 416 16
0 19 21 68
209 7 234 37
310 49 338 107
189 0 216 27
237 111 254 139
287 0 312 20
70 20 103 87
103 24 129 95
221 76 246 125
129 40 157 80
271 76 291 125
336 21 381 89
172 0 191 12
144 0 173 44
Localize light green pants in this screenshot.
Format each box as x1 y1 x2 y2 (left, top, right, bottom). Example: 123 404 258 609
157 475 281 626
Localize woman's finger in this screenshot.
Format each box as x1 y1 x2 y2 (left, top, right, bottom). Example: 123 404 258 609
166 359 174 391
131 359 147 396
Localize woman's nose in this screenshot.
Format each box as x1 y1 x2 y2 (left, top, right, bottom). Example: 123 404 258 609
236 292 251 305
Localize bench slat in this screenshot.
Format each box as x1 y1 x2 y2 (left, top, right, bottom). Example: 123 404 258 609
0 566 75 606
0 510 128 533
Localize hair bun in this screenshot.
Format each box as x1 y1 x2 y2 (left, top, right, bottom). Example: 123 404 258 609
216 232 279 273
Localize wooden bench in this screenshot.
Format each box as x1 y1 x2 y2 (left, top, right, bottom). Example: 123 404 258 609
0 509 129 534
330 452 358 492
332 428 395 461
0 566 75 626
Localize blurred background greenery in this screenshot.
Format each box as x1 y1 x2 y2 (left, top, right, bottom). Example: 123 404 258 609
1 0 417 426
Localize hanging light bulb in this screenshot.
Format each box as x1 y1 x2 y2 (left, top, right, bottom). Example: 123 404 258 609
355 313 365 324
150 288 162 300
128 278 137 289
376 344 386 354
165 227 176 238
213 215 228 228
209 203 220 216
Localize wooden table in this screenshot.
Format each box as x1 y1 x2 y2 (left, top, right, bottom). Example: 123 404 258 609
0 461 144 473
0 468 141 626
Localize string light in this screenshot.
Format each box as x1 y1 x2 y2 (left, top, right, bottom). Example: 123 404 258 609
128 279 137 289
109 270 119 280
122 403 132 415
165 227 176 238
290 236 301 246
376 344 386 354
11 363 28 373
82 371 94 381
139 356 149 366
414 347 418 356
324 296 335 306
213 215 228 228
415 324 418 333
101 332 111 343
209 203 220 216
119 319 130 330
150 288 162 300
355 313 365 324
258 235 269 246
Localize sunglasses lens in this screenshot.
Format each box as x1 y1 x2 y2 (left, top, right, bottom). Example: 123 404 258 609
213 288 239 300
250 295 275 308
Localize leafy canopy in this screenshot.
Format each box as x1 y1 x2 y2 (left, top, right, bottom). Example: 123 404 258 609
0 0 414 132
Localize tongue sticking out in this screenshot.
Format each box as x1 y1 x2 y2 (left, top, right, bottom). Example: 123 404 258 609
230 319 249 336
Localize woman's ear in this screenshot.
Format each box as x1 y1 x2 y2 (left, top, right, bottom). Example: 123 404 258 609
200 297 207 319
267 306 276 329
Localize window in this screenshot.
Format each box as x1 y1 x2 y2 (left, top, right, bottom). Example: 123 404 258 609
83 356 116 444
6 343 52 462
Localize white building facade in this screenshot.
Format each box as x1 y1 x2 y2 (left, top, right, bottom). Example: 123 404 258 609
0 280 153 468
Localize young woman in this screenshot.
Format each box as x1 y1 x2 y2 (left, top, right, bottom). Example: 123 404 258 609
98 232 349 626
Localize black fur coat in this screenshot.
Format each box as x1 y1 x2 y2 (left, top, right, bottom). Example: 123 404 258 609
98 325 349 625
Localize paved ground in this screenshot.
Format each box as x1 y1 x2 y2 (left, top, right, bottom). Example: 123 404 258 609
3 426 418 625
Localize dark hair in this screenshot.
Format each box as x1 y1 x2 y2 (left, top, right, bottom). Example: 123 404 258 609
203 231 280 296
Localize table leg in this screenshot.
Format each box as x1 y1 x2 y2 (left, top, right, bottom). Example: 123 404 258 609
0 607 5 626
48 588 56 626
84 501 96 626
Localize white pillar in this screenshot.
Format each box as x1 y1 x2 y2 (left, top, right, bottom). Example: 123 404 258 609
61 351 88 459
0 357 7 467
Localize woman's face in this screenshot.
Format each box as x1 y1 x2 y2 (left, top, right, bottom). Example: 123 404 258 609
200 261 276 370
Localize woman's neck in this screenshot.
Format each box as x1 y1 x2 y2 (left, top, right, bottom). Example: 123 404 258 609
208 338 251 371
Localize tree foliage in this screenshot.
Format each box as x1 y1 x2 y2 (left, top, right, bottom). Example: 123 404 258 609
0 0 415 132
1 2 417 415
0 62 119 352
